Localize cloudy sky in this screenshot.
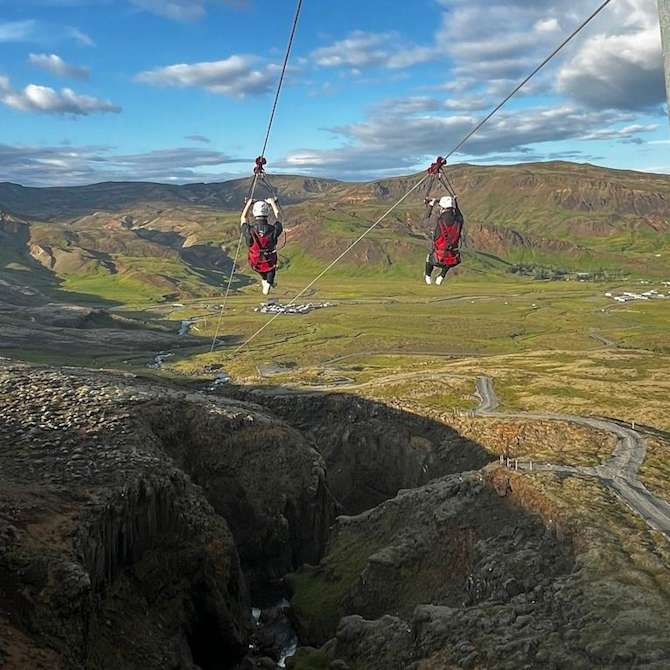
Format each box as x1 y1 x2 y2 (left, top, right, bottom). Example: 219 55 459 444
0 0 668 185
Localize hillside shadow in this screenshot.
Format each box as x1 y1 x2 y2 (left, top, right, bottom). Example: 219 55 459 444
177 242 257 293
222 384 494 515
209 382 584 669
0 265 124 309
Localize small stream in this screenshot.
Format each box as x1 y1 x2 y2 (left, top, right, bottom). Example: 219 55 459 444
178 318 198 337
250 596 299 668
147 351 174 369
146 319 198 369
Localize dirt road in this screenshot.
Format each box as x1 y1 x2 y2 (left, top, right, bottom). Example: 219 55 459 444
475 375 670 538
245 366 670 539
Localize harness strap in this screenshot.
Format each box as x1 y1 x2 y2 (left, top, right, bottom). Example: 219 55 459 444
245 157 279 205
437 171 457 199
424 156 457 205
254 156 267 176
427 156 447 175
250 228 278 254
437 220 462 249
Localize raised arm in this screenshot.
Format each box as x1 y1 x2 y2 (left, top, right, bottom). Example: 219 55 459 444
266 196 282 221
240 198 254 225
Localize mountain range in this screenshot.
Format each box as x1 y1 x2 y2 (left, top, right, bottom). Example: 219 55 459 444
1 161 669 305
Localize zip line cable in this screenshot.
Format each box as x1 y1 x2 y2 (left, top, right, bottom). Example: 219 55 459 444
258 0 304 174
230 0 615 357
233 178 431 354
444 0 614 159
209 0 304 353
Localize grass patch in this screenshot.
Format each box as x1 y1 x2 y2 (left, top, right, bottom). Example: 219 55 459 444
288 648 331 670
289 532 381 642
639 436 670 503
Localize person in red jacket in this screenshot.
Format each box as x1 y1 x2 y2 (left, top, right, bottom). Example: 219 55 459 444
424 195 464 286
240 197 284 295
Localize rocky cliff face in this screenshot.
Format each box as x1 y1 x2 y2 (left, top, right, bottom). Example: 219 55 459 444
0 362 252 669
463 222 581 257
0 212 29 246
0 362 337 669
236 390 492 515
140 396 337 595
4 365 670 669
288 469 574 652
288 466 670 669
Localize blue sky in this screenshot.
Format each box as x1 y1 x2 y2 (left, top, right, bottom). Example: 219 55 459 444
0 0 668 185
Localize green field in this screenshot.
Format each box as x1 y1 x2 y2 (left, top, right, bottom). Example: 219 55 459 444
156 273 668 375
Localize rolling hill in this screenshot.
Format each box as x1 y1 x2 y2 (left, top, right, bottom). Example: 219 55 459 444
1 161 669 305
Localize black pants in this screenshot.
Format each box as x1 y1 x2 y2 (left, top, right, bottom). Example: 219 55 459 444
260 269 276 286
425 257 450 279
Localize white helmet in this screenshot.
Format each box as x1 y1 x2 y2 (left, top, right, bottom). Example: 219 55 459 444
252 200 270 218
439 196 455 210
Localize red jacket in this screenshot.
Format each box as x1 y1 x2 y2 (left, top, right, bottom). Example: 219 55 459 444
432 206 463 268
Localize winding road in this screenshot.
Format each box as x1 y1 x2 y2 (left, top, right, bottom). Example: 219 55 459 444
474 376 670 538
244 362 670 539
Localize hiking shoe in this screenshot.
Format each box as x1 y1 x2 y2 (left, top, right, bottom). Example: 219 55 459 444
425 275 432 286
261 280 270 296
436 275 445 286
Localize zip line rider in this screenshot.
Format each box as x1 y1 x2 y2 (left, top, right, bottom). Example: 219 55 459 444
241 197 284 296
424 195 464 286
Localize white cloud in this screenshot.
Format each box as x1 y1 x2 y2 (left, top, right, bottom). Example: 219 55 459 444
288 0 665 178
0 20 39 42
128 0 245 21
535 18 561 33
136 55 276 97
185 134 212 144
378 95 489 115
130 0 207 20
112 147 244 168
0 76 120 116
0 20 94 46
67 27 95 46
311 30 436 71
0 142 247 185
312 31 391 69
29 53 90 80
580 123 658 143
436 0 664 112
557 23 664 110
334 105 636 156
277 100 641 178
436 3 563 84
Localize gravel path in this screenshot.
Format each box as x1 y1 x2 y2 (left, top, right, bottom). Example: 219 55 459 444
474 375 670 538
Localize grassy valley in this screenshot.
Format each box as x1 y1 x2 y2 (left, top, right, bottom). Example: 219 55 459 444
1 160 669 418
1 161 669 308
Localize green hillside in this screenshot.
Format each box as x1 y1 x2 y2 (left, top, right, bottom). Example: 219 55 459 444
1 161 669 305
